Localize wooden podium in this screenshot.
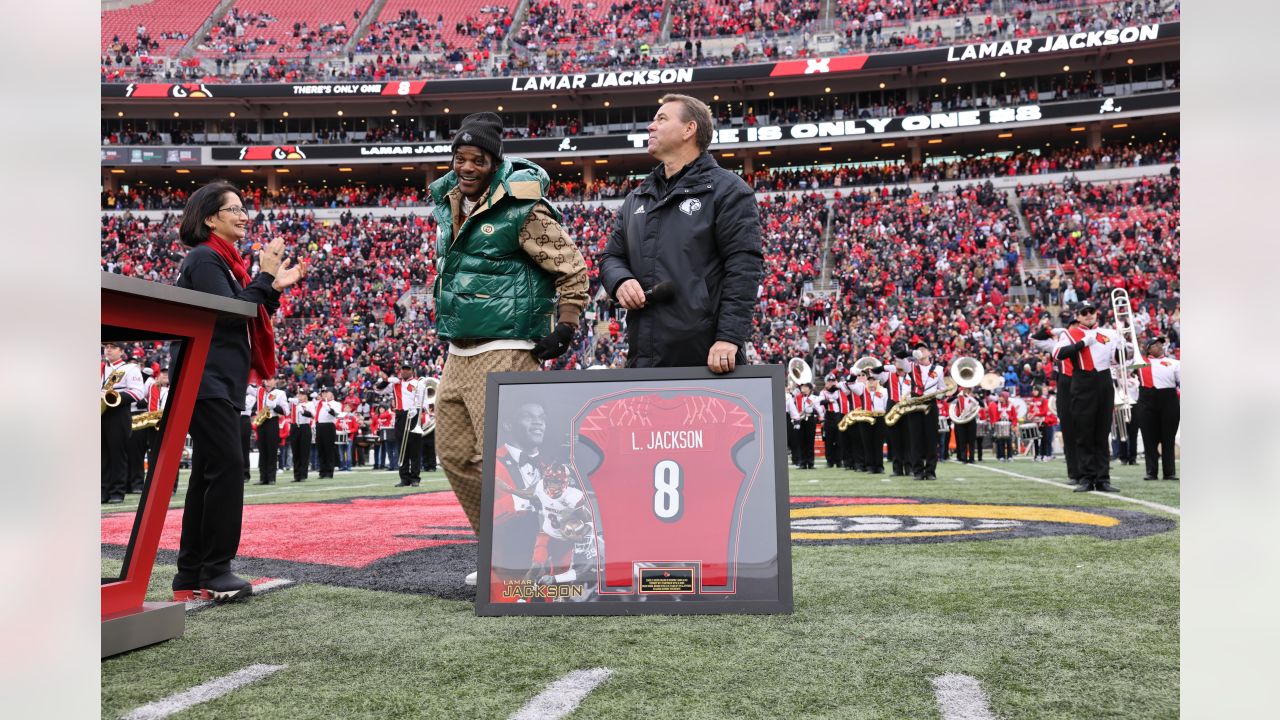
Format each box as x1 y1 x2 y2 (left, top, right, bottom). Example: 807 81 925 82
101 272 257 657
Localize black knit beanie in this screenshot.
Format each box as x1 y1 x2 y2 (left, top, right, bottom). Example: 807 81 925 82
452 112 503 162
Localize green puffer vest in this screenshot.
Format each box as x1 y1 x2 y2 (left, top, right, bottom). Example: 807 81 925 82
429 156 560 341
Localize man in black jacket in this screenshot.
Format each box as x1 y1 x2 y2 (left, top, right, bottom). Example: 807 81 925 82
600 93 763 372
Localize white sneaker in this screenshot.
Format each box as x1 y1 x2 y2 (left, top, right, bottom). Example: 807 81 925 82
464 571 477 586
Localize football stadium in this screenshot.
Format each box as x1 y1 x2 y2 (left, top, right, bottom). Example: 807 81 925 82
96 1 1183 717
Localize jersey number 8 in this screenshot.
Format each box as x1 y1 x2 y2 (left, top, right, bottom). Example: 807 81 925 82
653 460 683 522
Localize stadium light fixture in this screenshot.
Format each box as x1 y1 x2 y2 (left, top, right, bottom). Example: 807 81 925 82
713 95 720 101
818 146 832 152
560 160 575 165
824 87 831 93
337 110 344 116
1112 123 1129 129
173 112 180 117
497 105 504 111
999 71 1006 78
551 103 558 110
721 152 735 158
401 166 415 170
1127 57 1134 64
881 142 896 148
927 138 943 144
391 109 398 115
444 107 450 113
603 101 610 107
282 111 289 117
768 91 775 97
116 111 124 117
275 168 290 173
338 167 353 172
175 169 190 174
110 169 125 174
997 132 1013 139
940 77 947 84
594 159 608 164
878 82 885 89
240 169 254 174
228 111 236 118
1069 126 1086 132
757 150 771 155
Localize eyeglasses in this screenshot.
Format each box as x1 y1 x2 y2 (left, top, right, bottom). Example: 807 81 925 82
218 206 248 216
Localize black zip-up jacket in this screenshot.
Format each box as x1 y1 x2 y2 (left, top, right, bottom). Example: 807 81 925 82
599 152 763 367
175 243 281 409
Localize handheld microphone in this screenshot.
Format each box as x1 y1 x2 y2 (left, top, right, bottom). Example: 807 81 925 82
644 281 675 305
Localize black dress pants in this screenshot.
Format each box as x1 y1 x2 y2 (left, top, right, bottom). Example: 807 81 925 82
421 430 437 471
797 417 816 468
1071 370 1114 486
886 400 907 474
317 423 338 478
908 407 939 477
176 398 245 585
953 421 976 463
127 419 149 492
1139 388 1180 478
400 417 422 482
101 403 130 502
257 417 279 484
823 415 842 467
862 419 885 472
291 426 311 481
239 415 252 481
1057 374 1080 480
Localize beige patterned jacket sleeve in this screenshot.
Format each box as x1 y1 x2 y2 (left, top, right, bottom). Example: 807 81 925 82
518 203 589 327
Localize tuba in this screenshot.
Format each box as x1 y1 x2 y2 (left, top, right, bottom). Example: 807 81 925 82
852 356 883 377
100 369 125 414
786 358 812 391
1110 288 1148 442
948 356 984 389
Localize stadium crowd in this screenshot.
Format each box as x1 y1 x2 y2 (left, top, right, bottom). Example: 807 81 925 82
101 138 1177 210
100 0 1180 83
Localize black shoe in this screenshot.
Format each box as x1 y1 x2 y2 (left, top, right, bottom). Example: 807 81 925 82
395 481 412 487
913 474 925 480
105 496 125 504
1163 476 1178 481
409 481 421 487
925 474 937 480
292 478 303 482
172 574 201 602
1073 483 1092 492
1096 482 1120 493
1143 475 1158 481
256 481 271 485
200 572 252 602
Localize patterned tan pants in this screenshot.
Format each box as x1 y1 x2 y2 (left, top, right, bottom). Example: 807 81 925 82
437 349 539 533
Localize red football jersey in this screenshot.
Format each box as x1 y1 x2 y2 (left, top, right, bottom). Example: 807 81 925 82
572 390 763 595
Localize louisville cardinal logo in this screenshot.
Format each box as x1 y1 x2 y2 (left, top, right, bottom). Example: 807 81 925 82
238 145 307 161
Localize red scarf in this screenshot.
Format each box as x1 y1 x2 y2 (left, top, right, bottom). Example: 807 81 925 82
206 233 276 382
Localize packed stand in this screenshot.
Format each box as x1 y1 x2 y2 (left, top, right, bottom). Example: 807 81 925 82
669 0 821 39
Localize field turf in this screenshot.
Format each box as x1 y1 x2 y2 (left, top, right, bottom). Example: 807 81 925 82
101 459 1178 719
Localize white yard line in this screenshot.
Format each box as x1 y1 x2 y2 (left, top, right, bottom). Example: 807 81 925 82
509 668 613 720
932 673 996 720
969 462 1180 516
121 664 286 720
242 482 381 497
185 578 295 612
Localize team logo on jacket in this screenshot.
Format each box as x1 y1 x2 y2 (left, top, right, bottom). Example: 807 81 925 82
679 198 702 215
480 223 496 235
789 496 1174 544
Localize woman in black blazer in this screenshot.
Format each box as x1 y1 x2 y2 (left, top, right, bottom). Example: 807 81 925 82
173 181 304 601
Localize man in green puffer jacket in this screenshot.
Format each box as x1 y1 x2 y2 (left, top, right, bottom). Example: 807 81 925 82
429 113 588 586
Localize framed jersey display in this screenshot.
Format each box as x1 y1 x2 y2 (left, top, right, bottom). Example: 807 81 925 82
475 366 792 616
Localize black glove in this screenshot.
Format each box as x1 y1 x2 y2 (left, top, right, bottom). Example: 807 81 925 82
532 322 576 361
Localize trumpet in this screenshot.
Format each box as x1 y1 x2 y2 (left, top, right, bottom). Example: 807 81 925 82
132 410 164 431
885 377 957 426
100 369 125 414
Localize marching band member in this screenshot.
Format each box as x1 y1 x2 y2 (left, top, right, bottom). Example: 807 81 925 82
989 391 1020 461
819 373 844 468
289 389 314 482
141 369 169 487
898 342 944 481
936 398 951 463
1115 371 1141 465
1055 302 1124 493
396 371 424 487
1048 315 1085 483
1138 336 1181 481
126 365 155 494
315 389 342 479
949 386 980 464
842 374 866 472
880 361 910 476
240 382 258 483
101 341 144 504
418 381 438 473
371 405 394 470
851 371 888 474
784 388 799 467
791 382 818 469
255 378 288 485
376 364 417 485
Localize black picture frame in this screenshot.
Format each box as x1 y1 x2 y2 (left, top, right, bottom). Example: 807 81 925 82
475 365 793 616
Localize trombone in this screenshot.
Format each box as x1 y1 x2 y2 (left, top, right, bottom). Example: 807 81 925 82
1110 288 1149 443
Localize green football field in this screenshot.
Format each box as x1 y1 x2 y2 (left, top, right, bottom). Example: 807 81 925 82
101 459 1179 719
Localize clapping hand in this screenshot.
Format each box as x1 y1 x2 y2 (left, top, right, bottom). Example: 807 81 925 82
260 238 306 291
